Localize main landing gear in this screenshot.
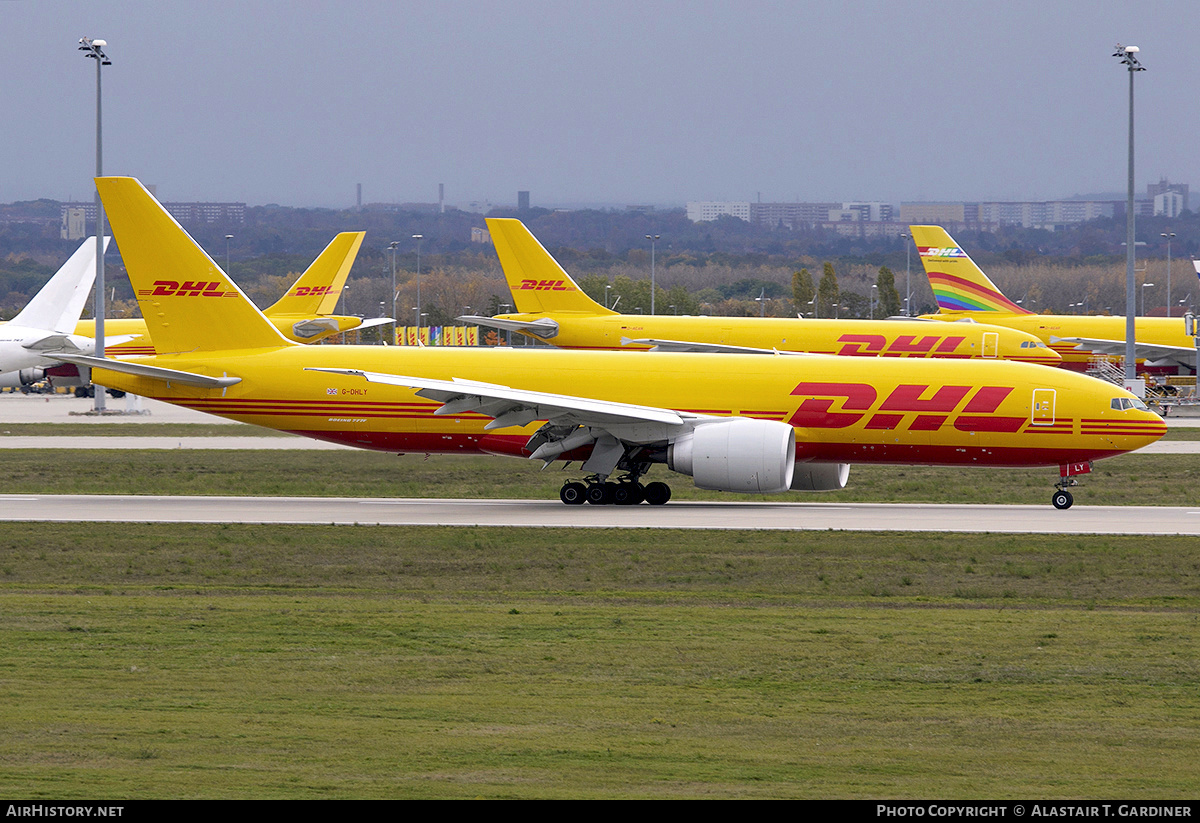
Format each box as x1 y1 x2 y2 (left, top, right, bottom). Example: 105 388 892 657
559 474 672 506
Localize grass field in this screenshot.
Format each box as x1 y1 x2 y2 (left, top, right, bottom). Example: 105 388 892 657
0 523 1197 798
0 448 1195 506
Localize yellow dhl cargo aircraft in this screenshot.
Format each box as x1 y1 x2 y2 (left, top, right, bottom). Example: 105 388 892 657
73 230 381 356
911 225 1197 371
461 218 1061 366
68 178 1165 510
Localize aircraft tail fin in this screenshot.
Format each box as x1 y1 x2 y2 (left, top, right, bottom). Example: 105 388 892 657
486 218 614 315
11 237 108 334
909 225 1031 314
96 177 291 354
264 231 365 317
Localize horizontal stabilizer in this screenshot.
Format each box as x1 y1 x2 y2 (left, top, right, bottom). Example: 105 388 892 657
458 315 560 338
22 334 86 354
54 353 241 388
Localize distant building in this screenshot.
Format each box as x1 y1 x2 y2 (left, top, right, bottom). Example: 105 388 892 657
1148 177 1188 207
60 207 86 240
899 203 968 225
901 200 1116 231
518 191 530 211
471 227 492 244
686 201 751 222
60 201 246 225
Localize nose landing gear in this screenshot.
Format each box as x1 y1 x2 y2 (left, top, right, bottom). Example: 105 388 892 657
1052 461 1091 510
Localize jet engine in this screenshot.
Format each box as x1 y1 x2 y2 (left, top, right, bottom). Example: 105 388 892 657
790 462 850 491
668 418 796 493
0 368 46 388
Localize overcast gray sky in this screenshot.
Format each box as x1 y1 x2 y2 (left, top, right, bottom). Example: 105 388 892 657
4 0 1197 209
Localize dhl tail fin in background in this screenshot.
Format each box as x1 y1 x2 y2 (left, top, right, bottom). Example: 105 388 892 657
486 218 615 316
96 177 291 354
264 231 365 316
909 225 1031 315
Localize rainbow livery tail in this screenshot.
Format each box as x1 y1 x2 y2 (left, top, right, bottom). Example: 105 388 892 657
909 225 1030 315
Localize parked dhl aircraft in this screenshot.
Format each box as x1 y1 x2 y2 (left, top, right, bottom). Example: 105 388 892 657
66 178 1165 510
460 218 1061 366
72 230 382 357
911 225 1197 372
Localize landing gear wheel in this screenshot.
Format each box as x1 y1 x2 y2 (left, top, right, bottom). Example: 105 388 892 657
1052 490 1073 510
585 483 614 505
560 482 587 505
643 482 672 506
613 482 644 505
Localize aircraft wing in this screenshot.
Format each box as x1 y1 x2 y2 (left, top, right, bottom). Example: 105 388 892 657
54 353 242 389
621 337 816 356
457 315 559 339
307 367 693 431
1050 336 1196 366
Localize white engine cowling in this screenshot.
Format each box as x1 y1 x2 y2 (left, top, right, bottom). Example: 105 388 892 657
790 462 850 491
0 368 46 388
668 418 796 493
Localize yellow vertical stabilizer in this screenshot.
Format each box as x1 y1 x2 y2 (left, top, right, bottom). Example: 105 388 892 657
264 231 365 317
486 217 615 315
96 177 292 354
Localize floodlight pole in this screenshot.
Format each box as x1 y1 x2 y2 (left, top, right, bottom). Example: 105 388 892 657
899 233 911 316
645 234 660 315
1115 44 1145 386
388 241 399 343
80 36 110 411
412 234 424 329
1162 232 1175 316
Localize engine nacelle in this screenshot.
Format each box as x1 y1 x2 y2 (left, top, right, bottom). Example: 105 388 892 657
0 368 46 388
790 462 850 491
668 418 796 493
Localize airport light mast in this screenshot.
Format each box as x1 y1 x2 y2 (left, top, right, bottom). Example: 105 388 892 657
1161 232 1176 316
412 234 424 329
79 36 110 411
645 235 660 315
1114 44 1145 390
388 241 399 343
899 232 912 316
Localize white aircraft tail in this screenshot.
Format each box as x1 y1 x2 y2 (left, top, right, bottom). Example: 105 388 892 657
10 237 109 334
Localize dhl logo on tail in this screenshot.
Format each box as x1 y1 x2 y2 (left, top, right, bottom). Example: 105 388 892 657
290 285 335 298
519 279 576 292
139 280 237 298
909 226 1031 314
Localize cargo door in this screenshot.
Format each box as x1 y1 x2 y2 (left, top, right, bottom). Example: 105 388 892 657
982 331 999 358
1031 388 1056 426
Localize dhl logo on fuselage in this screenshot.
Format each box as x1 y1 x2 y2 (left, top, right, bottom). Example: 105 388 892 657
137 280 237 298
835 333 965 356
518 279 575 291
789 382 1025 432
291 285 333 297
917 246 967 259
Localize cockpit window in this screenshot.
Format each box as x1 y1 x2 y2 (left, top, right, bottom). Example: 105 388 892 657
1111 396 1150 411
